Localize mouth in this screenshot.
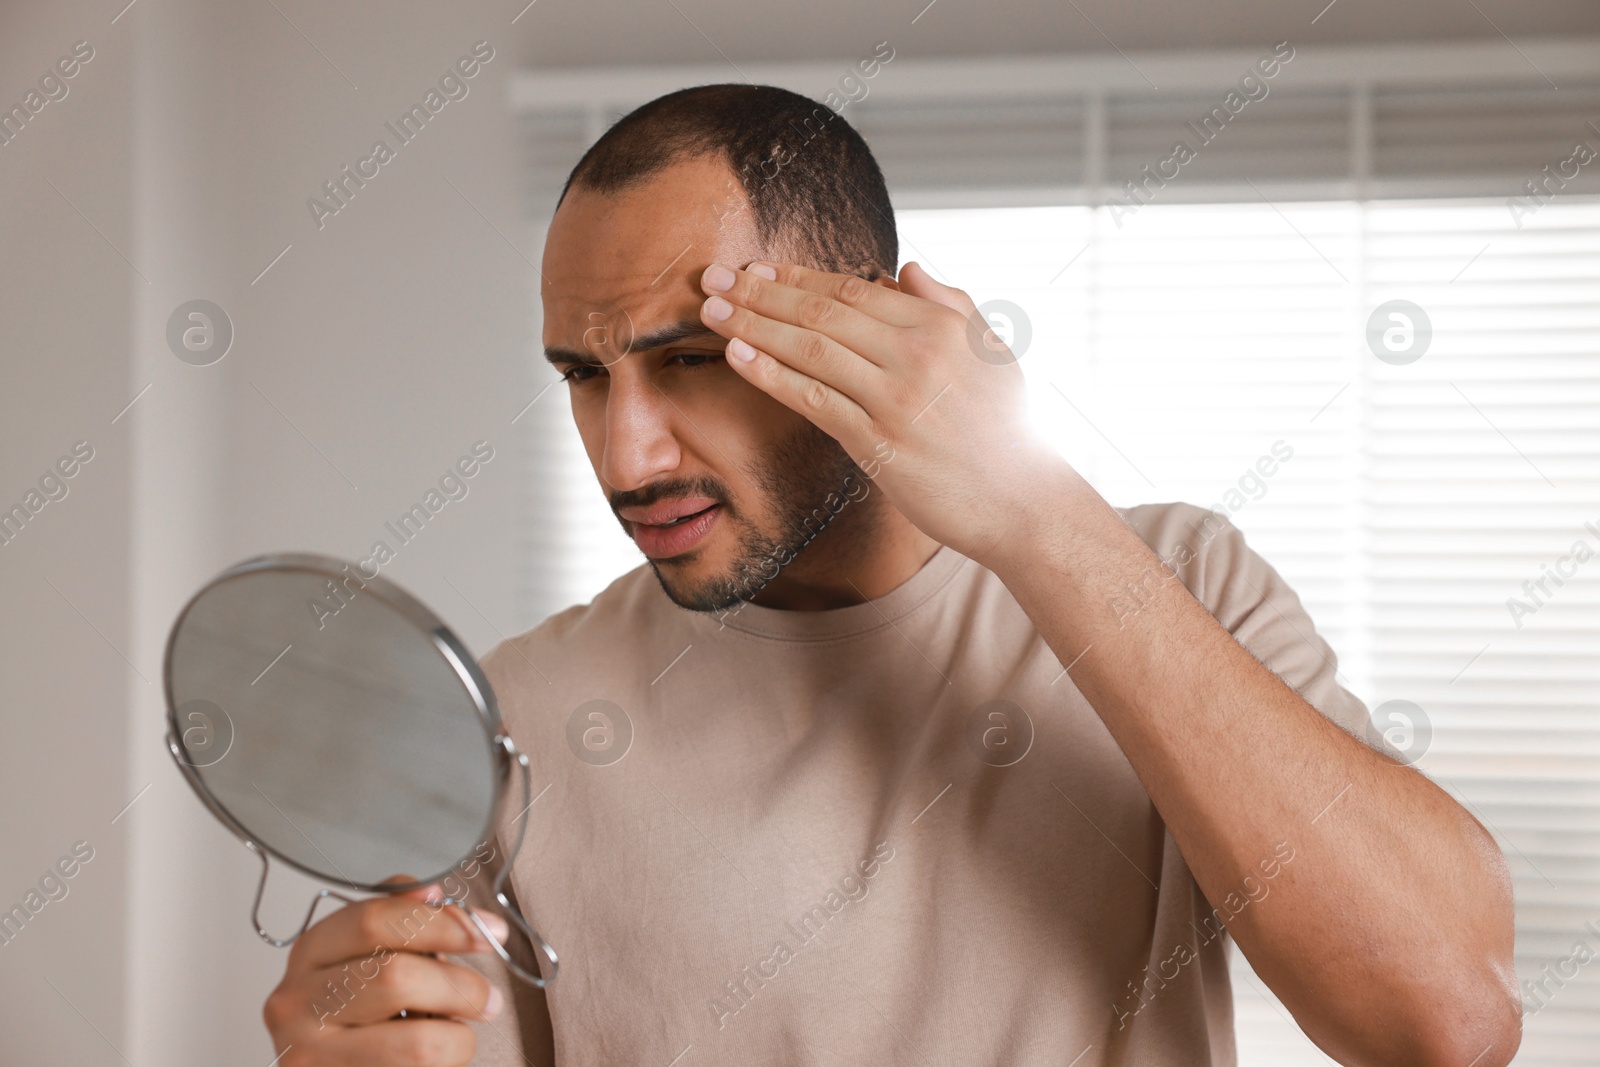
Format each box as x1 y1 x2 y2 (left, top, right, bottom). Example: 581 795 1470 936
618 494 719 525
655 506 714 527
623 499 723 560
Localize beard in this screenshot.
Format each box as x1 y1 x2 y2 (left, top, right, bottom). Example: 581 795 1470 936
613 422 867 613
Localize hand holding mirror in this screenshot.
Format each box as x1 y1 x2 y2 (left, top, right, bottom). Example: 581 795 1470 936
163 553 558 988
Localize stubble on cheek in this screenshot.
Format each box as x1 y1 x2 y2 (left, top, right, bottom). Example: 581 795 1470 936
646 421 866 613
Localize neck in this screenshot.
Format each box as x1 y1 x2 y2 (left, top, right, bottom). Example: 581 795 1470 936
749 495 942 611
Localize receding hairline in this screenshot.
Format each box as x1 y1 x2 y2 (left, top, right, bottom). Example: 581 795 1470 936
560 144 738 205
552 83 898 282
553 147 805 268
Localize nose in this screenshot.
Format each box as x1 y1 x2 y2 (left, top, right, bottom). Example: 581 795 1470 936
599 371 682 492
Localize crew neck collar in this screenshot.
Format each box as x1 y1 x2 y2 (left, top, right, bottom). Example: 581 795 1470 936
682 544 971 642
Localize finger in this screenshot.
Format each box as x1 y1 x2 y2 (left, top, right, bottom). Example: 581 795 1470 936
291 896 507 971
377 873 443 900
723 337 873 449
308 952 501 1028
700 293 884 407
895 260 976 315
327 1017 477 1067
746 260 929 328
701 262 905 361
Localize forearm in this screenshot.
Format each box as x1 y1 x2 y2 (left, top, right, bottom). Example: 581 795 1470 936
989 461 1519 1066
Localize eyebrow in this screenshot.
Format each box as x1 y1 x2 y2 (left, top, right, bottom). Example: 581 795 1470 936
544 320 724 366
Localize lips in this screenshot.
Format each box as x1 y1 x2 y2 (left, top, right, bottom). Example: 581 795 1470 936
618 496 719 526
624 498 722 560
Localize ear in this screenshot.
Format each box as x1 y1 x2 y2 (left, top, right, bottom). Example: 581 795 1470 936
872 275 903 293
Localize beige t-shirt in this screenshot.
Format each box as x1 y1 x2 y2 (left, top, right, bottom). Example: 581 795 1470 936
457 502 1372 1066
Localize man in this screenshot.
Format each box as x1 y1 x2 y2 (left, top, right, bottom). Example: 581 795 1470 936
264 84 1520 1066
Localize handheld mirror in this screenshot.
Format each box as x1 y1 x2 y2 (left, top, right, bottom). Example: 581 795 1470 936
163 552 558 988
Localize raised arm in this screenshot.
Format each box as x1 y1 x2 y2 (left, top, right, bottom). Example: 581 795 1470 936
693 255 1521 1067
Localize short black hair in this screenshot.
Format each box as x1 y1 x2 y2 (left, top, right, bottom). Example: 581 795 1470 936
555 83 898 281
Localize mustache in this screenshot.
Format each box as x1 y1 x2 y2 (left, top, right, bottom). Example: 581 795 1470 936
609 476 729 519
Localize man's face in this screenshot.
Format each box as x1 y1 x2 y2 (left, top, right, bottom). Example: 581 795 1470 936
540 154 866 612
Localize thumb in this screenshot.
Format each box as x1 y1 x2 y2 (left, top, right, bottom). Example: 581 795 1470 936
897 261 971 314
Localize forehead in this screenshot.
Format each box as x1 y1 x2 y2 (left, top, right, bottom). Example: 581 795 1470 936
540 154 771 346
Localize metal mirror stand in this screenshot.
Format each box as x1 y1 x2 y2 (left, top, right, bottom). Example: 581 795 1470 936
166 729 560 989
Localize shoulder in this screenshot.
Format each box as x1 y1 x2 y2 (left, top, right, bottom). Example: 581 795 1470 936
1116 501 1372 738
480 562 659 694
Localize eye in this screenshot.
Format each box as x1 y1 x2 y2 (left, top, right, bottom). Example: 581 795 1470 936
560 365 601 384
670 350 725 371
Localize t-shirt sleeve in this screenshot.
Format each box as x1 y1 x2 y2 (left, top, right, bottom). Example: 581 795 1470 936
1132 502 1374 741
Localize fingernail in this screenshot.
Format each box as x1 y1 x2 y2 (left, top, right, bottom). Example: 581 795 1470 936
747 262 777 280
423 883 444 904
483 985 504 1020
727 337 756 363
703 295 733 322
481 913 510 944
703 263 735 291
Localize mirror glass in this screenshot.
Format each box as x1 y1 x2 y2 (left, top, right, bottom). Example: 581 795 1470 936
165 558 500 889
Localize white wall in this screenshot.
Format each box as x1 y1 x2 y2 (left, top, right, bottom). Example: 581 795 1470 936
0 4 136 1063
1 0 530 1063
502 0 1600 68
